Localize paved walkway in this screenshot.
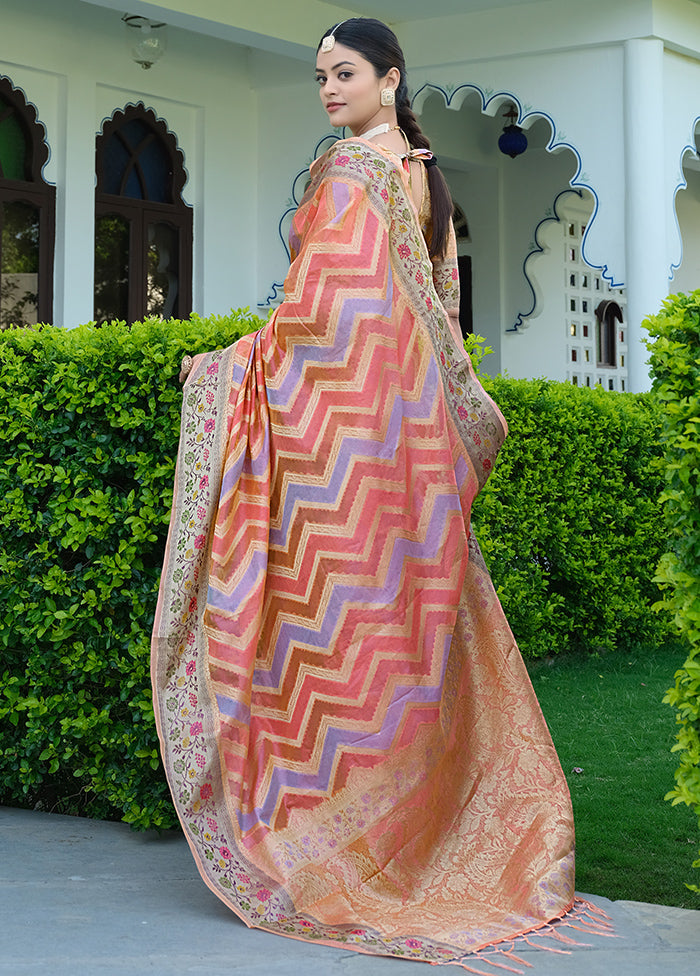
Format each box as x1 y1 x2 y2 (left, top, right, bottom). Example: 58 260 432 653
1 805 698 975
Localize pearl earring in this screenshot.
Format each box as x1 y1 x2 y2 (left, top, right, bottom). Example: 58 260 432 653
380 88 395 107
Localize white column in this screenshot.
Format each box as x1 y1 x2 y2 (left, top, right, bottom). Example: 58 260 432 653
53 75 96 329
623 38 667 392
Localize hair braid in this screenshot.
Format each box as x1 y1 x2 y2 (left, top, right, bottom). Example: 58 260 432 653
395 86 429 151
396 87 453 259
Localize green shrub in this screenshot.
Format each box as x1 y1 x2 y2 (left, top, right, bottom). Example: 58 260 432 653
473 376 669 658
0 317 669 829
0 311 263 829
645 289 700 890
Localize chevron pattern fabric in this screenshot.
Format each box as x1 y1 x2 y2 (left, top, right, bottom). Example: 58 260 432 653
152 140 577 968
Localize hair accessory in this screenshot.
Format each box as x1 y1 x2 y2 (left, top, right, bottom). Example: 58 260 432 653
423 155 438 168
380 88 396 107
320 21 346 52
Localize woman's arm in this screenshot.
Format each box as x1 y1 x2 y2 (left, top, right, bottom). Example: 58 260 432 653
431 221 463 347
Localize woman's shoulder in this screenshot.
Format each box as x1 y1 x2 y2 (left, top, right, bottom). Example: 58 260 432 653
310 138 392 181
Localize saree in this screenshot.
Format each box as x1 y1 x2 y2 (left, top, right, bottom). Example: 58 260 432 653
152 138 594 968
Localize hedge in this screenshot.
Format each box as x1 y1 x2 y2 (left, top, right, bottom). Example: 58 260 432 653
474 376 668 658
645 289 700 890
0 316 669 828
0 312 263 829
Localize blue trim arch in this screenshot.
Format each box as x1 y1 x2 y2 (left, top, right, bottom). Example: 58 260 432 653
262 83 619 324
669 114 700 282
412 82 619 331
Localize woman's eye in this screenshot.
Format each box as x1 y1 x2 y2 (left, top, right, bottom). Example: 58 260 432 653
339 72 352 80
316 76 326 85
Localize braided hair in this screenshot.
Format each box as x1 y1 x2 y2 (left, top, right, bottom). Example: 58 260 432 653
317 18 453 259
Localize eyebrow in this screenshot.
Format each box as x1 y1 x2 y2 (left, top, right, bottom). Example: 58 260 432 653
315 60 356 73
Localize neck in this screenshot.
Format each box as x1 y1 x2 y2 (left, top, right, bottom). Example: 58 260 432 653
351 111 398 138
357 122 391 140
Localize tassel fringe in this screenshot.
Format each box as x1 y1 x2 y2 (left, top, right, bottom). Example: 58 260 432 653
444 899 615 972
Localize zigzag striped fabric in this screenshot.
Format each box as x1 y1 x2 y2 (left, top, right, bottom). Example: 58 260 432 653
152 140 578 968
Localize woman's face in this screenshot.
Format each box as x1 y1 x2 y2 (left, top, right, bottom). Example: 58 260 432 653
315 42 397 135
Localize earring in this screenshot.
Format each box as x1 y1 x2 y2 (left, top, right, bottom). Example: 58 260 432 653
380 88 395 107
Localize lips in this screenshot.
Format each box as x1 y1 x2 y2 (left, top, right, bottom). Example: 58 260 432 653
326 103 344 112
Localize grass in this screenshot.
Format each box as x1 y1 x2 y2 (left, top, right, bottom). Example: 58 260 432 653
528 643 700 910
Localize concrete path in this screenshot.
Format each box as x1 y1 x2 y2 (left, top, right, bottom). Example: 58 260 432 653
1 805 698 975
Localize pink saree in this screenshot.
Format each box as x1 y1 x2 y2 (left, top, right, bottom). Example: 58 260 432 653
152 139 592 968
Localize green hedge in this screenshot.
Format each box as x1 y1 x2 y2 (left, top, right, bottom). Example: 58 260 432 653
0 312 263 829
473 376 668 658
0 316 669 828
646 289 700 890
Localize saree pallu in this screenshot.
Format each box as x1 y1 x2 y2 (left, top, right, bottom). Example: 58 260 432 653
152 140 581 968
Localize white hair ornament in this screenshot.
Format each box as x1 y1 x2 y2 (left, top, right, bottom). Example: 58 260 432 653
320 21 347 52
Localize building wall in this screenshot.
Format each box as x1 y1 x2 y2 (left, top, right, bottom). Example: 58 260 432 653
410 43 628 293
502 201 572 383
2 0 700 393
1 0 257 327
405 20 700 387
673 162 700 294
255 74 334 308
665 49 700 292
415 89 596 379
442 167 503 374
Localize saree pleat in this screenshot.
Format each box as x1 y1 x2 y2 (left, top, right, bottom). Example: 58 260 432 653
152 139 577 966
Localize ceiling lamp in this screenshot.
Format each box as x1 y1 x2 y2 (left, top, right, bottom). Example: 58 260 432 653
122 14 168 69
498 104 527 159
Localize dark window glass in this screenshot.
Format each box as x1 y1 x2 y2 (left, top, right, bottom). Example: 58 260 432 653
102 132 132 197
102 119 171 202
0 98 29 181
1 200 39 327
457 254 473 337
94 213 130 323
147 221 179 318
131 125 169 203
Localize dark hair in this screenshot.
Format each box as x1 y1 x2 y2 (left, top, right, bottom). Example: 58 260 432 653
318 18 453 259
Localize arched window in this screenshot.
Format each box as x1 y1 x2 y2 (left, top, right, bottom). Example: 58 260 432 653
595 300 623 368
0 76 55 328
94 103 192 325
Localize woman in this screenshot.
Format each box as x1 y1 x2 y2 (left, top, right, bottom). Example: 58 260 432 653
152 18 603 969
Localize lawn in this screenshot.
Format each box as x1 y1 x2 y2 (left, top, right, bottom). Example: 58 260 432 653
529 643 700 909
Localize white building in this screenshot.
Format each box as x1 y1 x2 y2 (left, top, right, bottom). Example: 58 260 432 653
2 0 700 390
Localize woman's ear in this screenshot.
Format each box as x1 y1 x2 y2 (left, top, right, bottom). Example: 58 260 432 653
384 66 401 92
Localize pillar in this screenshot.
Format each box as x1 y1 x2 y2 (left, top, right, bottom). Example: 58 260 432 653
623 38 667 392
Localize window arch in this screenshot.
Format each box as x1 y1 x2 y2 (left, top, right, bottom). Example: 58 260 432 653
94 103 192 325
0 76 55 328
595 300 623 368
